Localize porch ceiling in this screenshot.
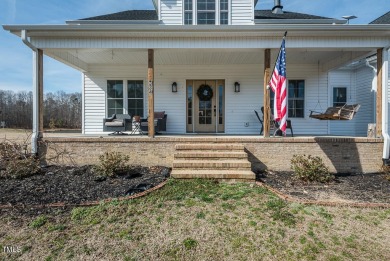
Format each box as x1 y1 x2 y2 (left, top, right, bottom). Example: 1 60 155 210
45 48 374 71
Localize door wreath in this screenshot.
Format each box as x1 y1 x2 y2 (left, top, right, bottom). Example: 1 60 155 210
197 84 213 101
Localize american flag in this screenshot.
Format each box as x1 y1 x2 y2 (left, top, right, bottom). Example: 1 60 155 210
269 36 287 132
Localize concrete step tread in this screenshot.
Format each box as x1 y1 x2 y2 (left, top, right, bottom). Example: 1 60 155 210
171 169 255 180
175 144 245 150
174 151 247 158
173 159 250 163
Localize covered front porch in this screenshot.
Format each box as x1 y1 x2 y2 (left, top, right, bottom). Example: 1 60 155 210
3 24 389 161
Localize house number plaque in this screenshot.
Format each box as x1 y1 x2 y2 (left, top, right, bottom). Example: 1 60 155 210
148 81 154 93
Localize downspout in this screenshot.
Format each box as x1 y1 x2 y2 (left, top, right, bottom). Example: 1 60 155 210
21 30 40 154
365 60 377 122
382 46 390 163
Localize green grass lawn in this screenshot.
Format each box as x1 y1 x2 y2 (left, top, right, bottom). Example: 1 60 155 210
1 179 389 261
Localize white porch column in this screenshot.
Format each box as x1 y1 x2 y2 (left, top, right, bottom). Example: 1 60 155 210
31 49 44 154
381 47 389 161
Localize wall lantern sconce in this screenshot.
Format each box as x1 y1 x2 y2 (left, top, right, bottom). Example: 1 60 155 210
234 82 240 93
172 82 178 93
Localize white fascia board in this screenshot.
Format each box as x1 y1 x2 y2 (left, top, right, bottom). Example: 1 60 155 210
255 19 347 24
3 24 390 38
66 20 161 25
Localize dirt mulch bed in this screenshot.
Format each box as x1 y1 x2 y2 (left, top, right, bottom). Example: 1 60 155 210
258 171 390 204
0 165 170 207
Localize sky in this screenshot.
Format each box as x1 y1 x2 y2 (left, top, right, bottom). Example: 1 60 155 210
0 0 389 94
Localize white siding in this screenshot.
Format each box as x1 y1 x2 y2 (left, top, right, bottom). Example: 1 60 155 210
355 66 375 136
83 63 330 135
160 0 183 25
231 0 254 25
328 70 357 136
328 68 375 137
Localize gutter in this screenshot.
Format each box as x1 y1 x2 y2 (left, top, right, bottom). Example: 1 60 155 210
382 46 390 163
21 30 40 155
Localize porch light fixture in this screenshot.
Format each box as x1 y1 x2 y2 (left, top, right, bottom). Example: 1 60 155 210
234 82 240 93
172 82 178 92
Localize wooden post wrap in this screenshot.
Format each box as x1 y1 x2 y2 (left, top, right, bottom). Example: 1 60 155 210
148 49 155 138
377 48 383 138
263 49 271 137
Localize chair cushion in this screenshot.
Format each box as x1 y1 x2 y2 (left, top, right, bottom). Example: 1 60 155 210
140 120 158 127
105 119 123 127
154 111 165 119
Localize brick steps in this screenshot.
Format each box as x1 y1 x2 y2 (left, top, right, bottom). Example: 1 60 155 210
171 143 255 181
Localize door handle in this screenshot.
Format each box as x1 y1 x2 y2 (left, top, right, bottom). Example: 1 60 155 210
214 105 216 116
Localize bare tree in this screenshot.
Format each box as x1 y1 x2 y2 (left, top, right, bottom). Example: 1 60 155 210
0 90 81 129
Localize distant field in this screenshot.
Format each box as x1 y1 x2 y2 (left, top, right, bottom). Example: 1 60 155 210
0 128 32 143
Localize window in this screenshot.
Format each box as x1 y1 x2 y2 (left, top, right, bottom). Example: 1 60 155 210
107 80 124 116
333 87 347 107
288 80 305 118
128 80 144 116
220 0 228 24
197 0 216 24
185 1 229 25
106 80 144 117
184 0 193 25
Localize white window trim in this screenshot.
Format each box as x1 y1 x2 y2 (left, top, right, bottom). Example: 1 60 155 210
105 78 146 118
287 79 306 119
183 0 231 25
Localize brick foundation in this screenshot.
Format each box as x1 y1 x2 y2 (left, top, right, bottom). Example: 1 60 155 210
40 136 383 174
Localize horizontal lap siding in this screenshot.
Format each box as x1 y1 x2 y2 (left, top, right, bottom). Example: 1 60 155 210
84 66 148 134
83 63 329 135
289 64 329 135
231 0 254 25
355 66 375 137
329 70 358 136
161 0 182 25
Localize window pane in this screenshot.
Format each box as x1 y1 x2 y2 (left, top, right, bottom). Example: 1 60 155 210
220 12 228 24
185 12 193 25
184 0 192 10
127 80 144 116
187 85 193 125
333 87 347 107
219 85 223 124
198 12 215 24
197 0 215 11
220 0 228 10
107 80 123 98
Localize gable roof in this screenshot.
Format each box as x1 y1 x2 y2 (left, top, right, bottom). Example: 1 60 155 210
370 11 390 24
79 10 158 21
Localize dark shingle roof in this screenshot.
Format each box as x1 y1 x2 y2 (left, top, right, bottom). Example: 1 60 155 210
80 10 158 21
369 11 390 24
254 10 332 20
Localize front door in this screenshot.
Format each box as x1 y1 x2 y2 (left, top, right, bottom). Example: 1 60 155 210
186 80 225 133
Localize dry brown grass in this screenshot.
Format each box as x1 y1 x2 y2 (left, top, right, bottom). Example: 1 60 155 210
0 129 32 144
1 179 390 261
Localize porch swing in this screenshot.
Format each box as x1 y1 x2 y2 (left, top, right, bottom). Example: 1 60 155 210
308 61 360 121
309 104 361 120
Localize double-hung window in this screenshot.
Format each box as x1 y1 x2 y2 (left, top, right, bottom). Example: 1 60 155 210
107 80 124 116
185 1 230 25
288 80 305 118
127 80 144 117
106 80 144 117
